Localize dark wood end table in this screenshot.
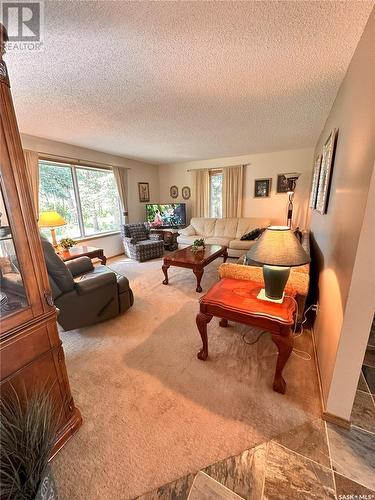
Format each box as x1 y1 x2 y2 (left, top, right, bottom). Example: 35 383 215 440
57 245 107 265
162 244 228 293
150 228 179 251
196 278 296 394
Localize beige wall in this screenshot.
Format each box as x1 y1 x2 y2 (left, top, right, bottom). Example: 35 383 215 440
158 147 314 228
21 134 159 257
310 10 375 420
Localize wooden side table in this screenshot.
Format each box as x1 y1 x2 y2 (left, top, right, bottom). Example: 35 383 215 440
150 228 179 250
57 245 107 265
196 278 296 394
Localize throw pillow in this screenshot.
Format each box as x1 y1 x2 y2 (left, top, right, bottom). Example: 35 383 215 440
128 225 149 243
240 227 265 241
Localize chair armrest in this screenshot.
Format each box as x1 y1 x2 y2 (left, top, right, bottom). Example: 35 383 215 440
218 263 309 297
219 263 263 282
179 225 196 236
75 272 117 295
122 235 137 245
149 234 162 241
65 257 94 277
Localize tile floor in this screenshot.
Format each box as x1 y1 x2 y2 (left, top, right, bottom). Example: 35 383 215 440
135 321 375 500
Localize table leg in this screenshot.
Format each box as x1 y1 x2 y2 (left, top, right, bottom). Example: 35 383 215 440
223 248 228 263
98 254 107 265
271 330 294 394
196 312 212 360
193 267 204 292
162 263 170 285
219 318 228 327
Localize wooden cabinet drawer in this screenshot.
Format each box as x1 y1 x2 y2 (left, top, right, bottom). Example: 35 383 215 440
0 319 60 380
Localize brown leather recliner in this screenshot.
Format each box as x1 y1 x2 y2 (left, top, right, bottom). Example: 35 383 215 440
41 237 134 331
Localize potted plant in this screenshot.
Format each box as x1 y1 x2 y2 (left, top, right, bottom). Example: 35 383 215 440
191 238 205 253
0 388 59 499
59 237 76 251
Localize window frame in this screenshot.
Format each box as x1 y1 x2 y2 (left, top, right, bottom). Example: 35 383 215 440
38 159 121 240
209 169 223 218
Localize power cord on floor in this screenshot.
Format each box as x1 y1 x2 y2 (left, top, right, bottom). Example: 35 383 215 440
242 329 268 345
241 298 318 361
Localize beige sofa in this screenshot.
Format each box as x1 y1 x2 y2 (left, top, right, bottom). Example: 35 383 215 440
177 217 271 258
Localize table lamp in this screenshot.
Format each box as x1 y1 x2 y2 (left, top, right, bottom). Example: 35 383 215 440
246 226 310 302
38 211 66 247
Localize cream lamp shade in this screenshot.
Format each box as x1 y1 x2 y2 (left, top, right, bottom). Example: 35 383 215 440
38 211 66 247
247 226 310 301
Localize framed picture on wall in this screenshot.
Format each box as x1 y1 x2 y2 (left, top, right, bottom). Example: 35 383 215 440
315 129 338 214
276 174 291 193
138 182 150 202
182 186 191 200
170 185 178 199
254 178 271 198
309 154 322 209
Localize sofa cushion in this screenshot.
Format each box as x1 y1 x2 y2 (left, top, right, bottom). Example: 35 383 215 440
179 225 196 236
128 224 149 243
228 239 258 251
205 237 232 247
190 218 216 237
177 235 198 246
213 218 238 238
236 218 271 239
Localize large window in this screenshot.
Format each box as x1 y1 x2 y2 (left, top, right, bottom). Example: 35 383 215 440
39 160 121 239
210 170 223 218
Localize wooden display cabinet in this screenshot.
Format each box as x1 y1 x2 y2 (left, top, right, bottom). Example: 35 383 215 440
0 25 82 456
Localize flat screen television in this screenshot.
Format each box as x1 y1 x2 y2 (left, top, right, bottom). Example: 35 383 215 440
146 203 186 228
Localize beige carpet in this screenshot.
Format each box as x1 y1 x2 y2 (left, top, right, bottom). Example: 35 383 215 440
53 256 322 500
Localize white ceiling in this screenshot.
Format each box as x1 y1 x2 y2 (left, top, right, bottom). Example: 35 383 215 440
5 1 373 164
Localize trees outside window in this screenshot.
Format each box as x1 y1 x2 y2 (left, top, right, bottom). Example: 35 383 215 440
76 167 120 235
39 162 80 239
210 171 223 218
39 161 121 240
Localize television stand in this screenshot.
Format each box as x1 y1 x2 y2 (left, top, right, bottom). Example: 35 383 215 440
150 228 179 251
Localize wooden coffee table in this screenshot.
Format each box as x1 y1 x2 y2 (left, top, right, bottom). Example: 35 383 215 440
57 245 107 265
162 244 228 292
196 278 296 394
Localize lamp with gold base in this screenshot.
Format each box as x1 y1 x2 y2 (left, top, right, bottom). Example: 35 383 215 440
38 211 66 247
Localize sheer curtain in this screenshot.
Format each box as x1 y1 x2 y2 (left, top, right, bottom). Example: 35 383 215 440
192 169 210 217
112 166 129 224
222 165 244 218
23 150 39 219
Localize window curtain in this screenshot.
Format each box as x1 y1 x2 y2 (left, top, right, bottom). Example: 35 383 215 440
222 165 244 218
112 166 129 224
192 169 210 217
23 149 39 219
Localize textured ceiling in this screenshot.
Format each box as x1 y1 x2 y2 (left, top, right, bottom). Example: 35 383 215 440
5 1 373 164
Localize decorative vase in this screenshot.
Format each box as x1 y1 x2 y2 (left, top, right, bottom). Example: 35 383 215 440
35 464 58 500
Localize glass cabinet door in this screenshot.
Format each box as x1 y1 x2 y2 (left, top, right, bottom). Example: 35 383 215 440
0 186 28 318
